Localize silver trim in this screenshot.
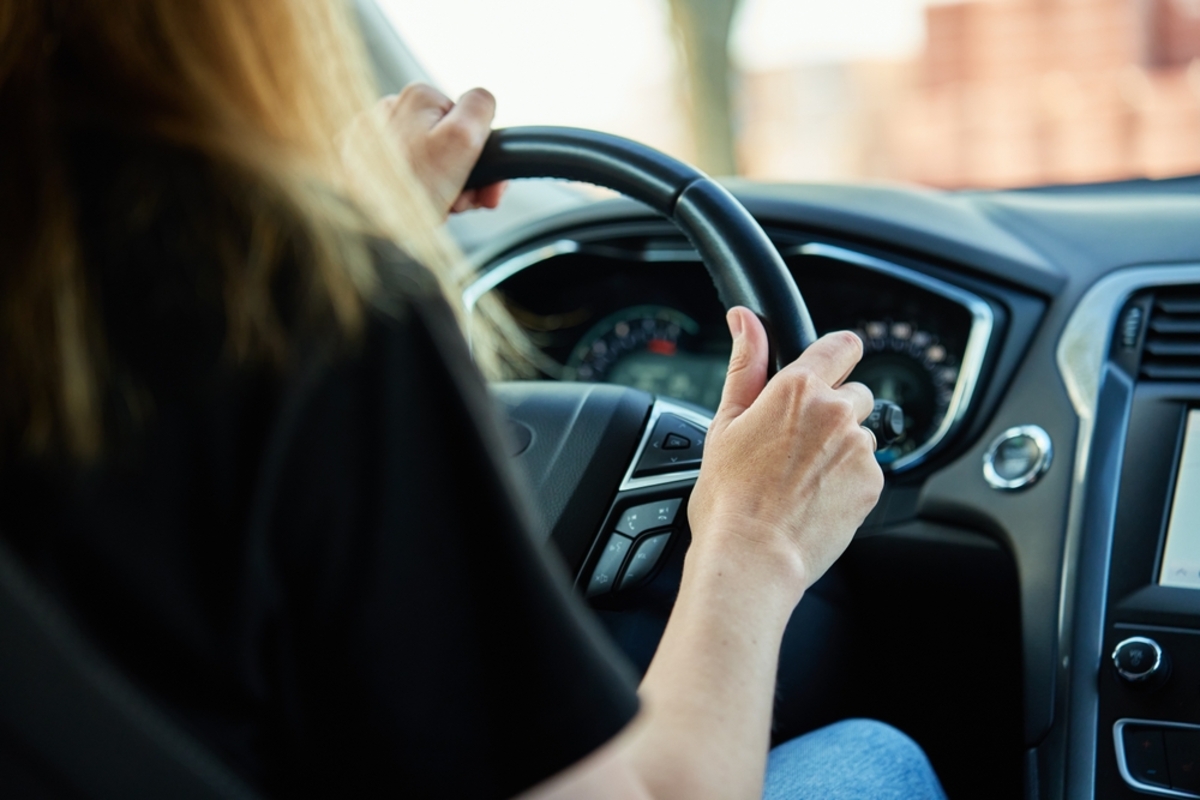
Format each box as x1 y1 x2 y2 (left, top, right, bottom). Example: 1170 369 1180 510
463 240 703 316
628 248 702 263
462 239 580 313
982 425 1053 490
1114 718 1200 798
1112 636 1165 683
1115 622 1200 637
618 398 713 492
790 243 995 472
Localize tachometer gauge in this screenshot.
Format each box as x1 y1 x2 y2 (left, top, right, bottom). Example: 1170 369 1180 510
850 320 960 465
565 305 727 409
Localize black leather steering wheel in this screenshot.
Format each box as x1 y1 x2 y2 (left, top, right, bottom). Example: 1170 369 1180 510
467 127 818 365
466 127 819 593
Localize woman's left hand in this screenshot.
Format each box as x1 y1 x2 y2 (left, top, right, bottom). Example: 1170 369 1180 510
381 83 507 217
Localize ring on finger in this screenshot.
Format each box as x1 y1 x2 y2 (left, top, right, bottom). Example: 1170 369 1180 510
861 425 878 452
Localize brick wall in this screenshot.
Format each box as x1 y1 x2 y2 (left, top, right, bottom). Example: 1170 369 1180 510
738 0 1200 188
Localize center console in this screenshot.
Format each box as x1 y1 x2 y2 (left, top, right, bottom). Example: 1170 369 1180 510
1095 289 1200 798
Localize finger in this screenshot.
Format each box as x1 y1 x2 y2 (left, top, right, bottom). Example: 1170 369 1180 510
377 93 401 116
433 87 496 145
861 425 879 453
475 181 507 209
780 330 862 388
836 380 875 423
712 307 769 432
393 82 454 124
449 182 507 215
450 193 478 214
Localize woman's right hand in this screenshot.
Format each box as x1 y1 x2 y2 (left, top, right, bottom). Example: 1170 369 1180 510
525 308 886 800
687 306 885 598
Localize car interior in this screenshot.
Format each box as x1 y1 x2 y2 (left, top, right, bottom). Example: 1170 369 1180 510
3 1 1200 799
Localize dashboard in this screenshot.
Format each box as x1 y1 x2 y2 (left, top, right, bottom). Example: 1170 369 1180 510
459 175 1200 800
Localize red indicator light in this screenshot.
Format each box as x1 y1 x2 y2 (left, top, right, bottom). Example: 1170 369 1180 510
647 339 677 356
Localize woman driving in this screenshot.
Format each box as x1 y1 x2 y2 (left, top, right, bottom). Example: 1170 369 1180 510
0 1 945 797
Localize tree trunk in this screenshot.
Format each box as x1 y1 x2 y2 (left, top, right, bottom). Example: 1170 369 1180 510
667 0 742 176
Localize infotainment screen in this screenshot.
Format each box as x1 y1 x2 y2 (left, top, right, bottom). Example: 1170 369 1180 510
1160 410 1200 588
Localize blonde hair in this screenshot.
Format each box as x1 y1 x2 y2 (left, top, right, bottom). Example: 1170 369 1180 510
0 0 506 460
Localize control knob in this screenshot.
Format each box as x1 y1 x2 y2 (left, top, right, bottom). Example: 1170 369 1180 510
1112 637 1169 685
865 400 905 449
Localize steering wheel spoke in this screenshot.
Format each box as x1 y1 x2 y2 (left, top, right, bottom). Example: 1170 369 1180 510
579 399 712 600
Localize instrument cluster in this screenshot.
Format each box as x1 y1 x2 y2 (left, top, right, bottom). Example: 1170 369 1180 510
477 238 990 471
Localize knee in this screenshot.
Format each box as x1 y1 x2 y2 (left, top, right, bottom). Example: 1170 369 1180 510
825 718 925 756
826 718 936 777
766 718 946 800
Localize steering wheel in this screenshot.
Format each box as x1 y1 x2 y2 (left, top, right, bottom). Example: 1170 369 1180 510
466 127 818 597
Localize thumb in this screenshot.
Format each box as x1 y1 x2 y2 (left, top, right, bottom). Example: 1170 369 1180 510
712 307 769 432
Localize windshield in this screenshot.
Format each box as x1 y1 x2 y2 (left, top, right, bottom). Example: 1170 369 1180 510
377 0 1200 190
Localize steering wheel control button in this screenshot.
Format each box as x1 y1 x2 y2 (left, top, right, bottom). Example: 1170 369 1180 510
618 533 673 590
1122 726 1171 789
586 534 633 597
663 433 690 450
1113 637 1168 684
616 498 682 538
634 414 707 477
982 425 1053 491
1166 728 1200 795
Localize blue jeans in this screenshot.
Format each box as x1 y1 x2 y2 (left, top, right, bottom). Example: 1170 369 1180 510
764 719 948 799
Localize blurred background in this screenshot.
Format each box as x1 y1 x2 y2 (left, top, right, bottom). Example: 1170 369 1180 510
378 0 1200 189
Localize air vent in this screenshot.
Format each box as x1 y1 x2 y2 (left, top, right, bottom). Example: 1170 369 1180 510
1141 287 1200 381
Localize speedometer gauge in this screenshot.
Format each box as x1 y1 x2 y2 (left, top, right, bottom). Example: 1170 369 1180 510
851 319 960 465
565 305 727 409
